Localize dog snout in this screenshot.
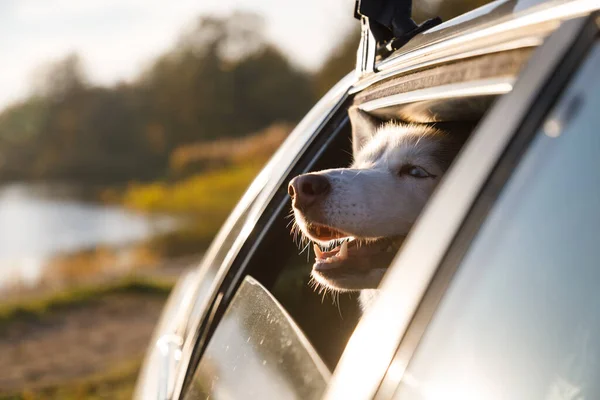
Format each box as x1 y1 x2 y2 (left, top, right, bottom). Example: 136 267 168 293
288 174 330 210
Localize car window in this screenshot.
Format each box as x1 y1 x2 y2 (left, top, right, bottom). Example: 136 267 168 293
393 42 600 399
240 116 364 369
184 277 330 400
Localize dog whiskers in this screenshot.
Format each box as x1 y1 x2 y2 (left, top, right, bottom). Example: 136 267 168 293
299 241 312 261
335 292 342 318
287 210 312 252
308 276 342 313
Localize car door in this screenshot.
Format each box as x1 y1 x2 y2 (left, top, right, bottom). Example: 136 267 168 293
326 12 600 400
171 76 361 400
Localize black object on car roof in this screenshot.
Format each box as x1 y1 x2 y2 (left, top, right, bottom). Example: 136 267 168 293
354 0 442 53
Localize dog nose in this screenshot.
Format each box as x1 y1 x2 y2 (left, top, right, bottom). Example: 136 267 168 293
288 174 330 210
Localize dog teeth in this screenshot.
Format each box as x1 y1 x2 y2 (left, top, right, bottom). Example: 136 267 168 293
314 244 324 260
339 241 348 259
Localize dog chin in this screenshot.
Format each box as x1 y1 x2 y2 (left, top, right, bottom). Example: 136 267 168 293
311 268 386 291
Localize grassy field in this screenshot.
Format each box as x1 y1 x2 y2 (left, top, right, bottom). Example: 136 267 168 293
119 162 264 255
0 278 174 400
1 358 142 400
122 162 261 215
0 277 173 331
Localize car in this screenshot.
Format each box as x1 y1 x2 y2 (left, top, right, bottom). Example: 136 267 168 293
135 0 600 398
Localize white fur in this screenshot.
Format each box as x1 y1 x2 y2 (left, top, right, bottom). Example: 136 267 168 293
291 120 457 311
312 123 444 239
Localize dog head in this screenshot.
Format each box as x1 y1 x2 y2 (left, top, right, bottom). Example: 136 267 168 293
288 107 468 292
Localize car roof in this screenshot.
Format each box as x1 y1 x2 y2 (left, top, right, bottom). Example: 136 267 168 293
394 0 565 56
353 0 598 91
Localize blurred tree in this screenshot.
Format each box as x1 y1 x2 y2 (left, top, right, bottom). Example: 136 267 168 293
31 53 87 100
0 12 313 183
313 29 360 98
230 47 313 136
142 12 313 144
0 98 49 180
0 3 494 184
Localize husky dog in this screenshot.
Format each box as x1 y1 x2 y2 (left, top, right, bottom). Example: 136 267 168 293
288 107 469 310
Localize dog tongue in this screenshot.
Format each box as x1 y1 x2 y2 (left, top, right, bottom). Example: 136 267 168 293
313 242 348 268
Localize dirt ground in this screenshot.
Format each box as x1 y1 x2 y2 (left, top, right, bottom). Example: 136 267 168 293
0 292 167 397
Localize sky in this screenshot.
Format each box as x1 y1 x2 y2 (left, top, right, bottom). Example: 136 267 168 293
0 0 355 110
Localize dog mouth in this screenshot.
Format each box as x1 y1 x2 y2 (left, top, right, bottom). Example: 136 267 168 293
294 218 405 290
313 237 402 272
309 225 405 291
305 222 350 242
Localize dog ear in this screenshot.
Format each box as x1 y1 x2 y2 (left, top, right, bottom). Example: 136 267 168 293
349 107 381 155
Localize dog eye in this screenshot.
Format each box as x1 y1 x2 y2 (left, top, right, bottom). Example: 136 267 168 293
398 165 432 178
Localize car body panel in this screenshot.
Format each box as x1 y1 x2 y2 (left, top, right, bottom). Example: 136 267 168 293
325 14 598 400
353 0 599 92
389 39 600 399
393 0 580 55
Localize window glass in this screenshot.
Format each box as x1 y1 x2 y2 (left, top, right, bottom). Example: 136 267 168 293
184 277 329 400
395 43 600 400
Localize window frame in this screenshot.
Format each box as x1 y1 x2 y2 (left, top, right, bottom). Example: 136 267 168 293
172 72 357 400
325 13 600 400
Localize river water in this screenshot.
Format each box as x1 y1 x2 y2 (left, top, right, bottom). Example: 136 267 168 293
0 183 175 290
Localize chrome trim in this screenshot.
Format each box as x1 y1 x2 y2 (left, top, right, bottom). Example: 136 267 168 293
356 16 377 78
134 269 200 400
351 0 599 93
169 72 357 400
325 17 589 400
358 77 514 112
157 334 184 400
353 36 542 94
